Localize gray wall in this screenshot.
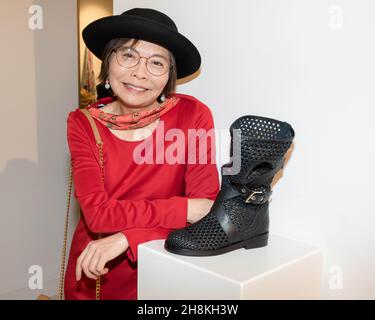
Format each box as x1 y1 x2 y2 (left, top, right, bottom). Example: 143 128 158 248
0 0 78 298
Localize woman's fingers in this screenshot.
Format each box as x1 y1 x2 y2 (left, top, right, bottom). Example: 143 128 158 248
76 233 129 281
76 247 88 281
87 250 101 277
76 243 98 281
82 246 99 280
96 254 109 275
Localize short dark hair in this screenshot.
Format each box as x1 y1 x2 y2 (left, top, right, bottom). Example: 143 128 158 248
98 38 177 103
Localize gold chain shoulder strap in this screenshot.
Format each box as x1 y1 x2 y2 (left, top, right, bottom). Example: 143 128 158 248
58 108 104 300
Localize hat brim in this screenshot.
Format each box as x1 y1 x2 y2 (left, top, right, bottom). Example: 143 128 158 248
82 15 201 79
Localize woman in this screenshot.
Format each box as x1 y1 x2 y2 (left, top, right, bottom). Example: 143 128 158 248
64 8 220 300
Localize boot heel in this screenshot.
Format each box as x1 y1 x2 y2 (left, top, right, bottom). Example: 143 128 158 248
243 232 268 249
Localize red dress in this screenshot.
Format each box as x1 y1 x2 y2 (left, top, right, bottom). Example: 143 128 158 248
64 93 220 299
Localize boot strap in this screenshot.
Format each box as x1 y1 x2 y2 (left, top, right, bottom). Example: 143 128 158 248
211 186 270 245
235 185 272 204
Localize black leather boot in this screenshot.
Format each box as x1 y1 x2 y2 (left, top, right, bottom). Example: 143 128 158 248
164 115 295 256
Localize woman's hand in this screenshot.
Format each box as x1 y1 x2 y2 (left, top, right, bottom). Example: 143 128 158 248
187 198 215 224
76 232 129 281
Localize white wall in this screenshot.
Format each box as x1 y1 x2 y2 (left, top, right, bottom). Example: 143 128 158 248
0 0 78 298
115 0 375 299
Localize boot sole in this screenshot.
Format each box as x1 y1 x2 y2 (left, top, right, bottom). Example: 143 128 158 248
164 232 269 257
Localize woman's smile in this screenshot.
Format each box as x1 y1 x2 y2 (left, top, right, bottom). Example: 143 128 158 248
123 82 149 93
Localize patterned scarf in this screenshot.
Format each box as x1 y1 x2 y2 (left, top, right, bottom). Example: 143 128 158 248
87 95 180 130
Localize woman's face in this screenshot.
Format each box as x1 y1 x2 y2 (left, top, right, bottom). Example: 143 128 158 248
107 39 170 108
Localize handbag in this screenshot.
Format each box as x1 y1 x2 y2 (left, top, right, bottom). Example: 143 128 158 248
37 108 104 300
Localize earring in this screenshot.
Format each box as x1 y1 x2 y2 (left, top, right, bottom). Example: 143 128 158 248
104 79 111 90
160 94 166 102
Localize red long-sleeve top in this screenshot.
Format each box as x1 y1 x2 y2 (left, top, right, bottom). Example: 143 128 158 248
64 93 220 300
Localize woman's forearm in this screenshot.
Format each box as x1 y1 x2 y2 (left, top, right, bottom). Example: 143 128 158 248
187 198 214 224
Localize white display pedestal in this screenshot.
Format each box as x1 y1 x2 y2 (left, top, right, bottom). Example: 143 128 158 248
138 234 323 300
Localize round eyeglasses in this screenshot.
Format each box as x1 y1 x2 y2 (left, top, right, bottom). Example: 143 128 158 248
114 47 173 76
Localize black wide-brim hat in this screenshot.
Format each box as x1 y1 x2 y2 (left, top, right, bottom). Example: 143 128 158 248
82 8 201 79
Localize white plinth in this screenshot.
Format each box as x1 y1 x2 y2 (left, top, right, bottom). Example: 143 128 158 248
138 234 323 300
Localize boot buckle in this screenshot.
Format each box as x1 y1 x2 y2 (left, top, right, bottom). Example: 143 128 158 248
245 190 263 203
